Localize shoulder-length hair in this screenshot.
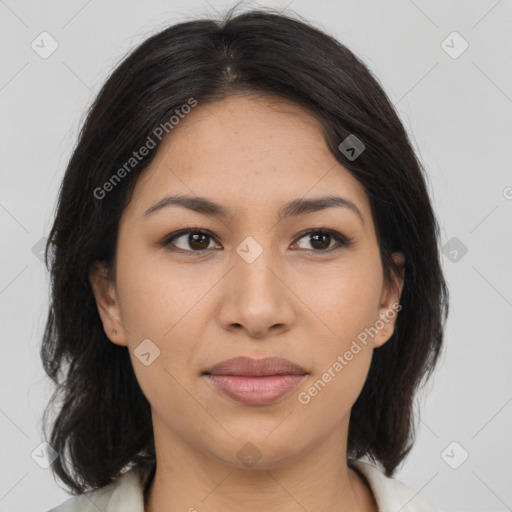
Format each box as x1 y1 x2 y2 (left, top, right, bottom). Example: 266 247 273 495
41 5 449 494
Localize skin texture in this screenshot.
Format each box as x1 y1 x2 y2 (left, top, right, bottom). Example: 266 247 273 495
89 93 405 512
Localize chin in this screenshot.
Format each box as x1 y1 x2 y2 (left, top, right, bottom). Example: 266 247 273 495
206 428 311 470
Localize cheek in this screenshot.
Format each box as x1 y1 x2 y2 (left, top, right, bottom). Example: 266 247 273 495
294 254 383 339
115 252 208 419
114 245 216 392
297 344 372 435
297 267 379 417
293 257 381 400
115 240 211 340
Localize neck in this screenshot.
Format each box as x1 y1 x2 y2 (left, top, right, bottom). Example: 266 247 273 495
143 416 377 512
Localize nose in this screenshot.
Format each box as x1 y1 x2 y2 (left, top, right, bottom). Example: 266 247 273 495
217 246 296 339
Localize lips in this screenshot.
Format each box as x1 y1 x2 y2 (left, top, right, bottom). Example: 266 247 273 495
202 356 307 377
202 356 308 405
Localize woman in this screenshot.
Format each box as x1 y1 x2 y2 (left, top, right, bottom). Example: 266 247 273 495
42 6 449 512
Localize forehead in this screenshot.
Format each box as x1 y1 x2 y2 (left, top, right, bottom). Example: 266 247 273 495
125 94 373 227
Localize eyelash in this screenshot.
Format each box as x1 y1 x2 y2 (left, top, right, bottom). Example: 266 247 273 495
160 226 354 256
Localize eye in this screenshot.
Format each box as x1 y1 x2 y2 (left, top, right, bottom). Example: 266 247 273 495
161 227 353 255
161 228 220 254
292 229 353 252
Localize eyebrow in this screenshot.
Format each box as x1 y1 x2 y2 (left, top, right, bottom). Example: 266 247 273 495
143 194 365 226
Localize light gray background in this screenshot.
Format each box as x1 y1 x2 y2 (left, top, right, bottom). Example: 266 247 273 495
1 1 511 511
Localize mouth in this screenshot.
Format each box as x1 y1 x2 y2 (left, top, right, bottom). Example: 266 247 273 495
202 356 308 405
202 356 308 377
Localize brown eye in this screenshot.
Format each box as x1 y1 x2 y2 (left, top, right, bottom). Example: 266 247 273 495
186 232 210 250
161 227 353 256
162 229 220 253
309 232 331 250
293 229 353 252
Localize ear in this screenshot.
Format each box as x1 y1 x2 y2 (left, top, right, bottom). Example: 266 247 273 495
373 252 405 349
88 261 127 347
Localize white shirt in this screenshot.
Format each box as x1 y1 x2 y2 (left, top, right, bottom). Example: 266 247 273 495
47 460 439 512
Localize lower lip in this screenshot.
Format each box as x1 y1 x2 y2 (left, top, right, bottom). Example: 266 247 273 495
205 374 307 405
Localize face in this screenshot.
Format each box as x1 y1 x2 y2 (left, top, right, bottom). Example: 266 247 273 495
90 93 404 470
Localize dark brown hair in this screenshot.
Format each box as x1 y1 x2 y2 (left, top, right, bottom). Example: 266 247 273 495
41 5 449 494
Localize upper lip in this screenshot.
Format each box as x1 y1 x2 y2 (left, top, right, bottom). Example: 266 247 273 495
203 356 308 377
